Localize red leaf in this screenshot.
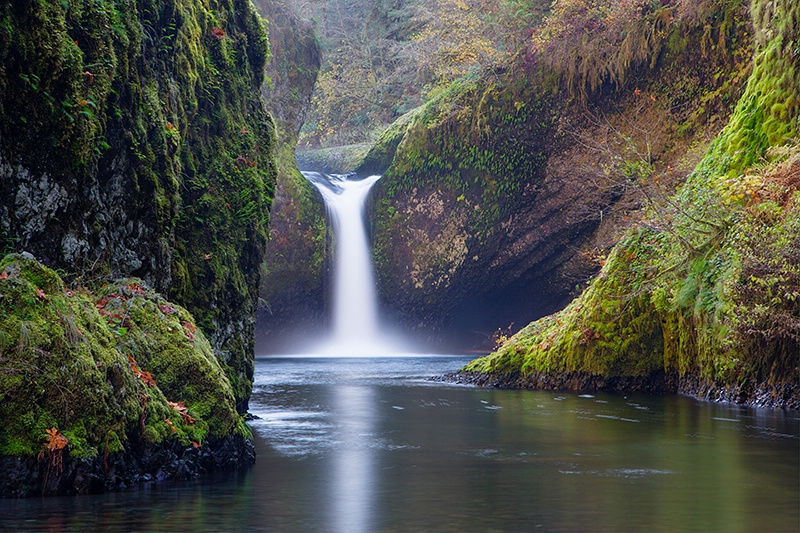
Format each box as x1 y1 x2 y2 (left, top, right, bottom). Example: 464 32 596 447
125 282 144 295
182 321 197 341
211 26 226 39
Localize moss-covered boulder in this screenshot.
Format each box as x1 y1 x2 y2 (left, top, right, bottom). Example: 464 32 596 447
363 0 753 350
0 0 276 411
461 0 799 408
0 254 252 497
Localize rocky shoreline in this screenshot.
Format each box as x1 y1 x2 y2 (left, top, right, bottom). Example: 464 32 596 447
0 434 255 498
438 370 799 410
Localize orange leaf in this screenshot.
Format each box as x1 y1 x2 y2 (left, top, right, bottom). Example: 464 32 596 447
182 321 197 341
125 282 144 295
139 371 156 387
165 418 177 433
44 427 68 451
168 400 188 412
127 354 141 374
191 441 202 448
36 288 47 300
0 271 8 280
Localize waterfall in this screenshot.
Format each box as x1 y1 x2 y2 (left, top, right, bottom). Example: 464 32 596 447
303 171 398 356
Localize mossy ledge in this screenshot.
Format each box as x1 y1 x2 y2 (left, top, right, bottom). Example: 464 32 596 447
454 0 799 409
0 254 253 497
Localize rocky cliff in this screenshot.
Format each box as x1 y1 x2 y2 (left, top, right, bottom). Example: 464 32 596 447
252 0 326 353
0 0 274 410
0 0 317 495
362 0 754 351
461 0 799 408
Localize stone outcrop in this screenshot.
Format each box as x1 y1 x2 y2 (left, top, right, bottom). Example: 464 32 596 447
253 0 327 353
460 0 799 407
0 0 276 411
0 255 254 497
362 1 753 351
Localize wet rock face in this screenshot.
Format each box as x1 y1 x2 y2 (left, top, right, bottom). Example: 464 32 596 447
254 0 320 142
2 153 169 288
0 435 255 498
252 0 327 354
374 160 614 352
0 0 275 408
367 97 626 351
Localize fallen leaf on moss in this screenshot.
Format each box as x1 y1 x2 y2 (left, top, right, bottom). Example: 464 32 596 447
182 321 197 341
125 282 144 295
168 401 197 424
139 371 156 387
44 427 68 451
211 26 226 39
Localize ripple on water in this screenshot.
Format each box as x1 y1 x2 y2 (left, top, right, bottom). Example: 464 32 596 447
249 409 335 457
559 468 677 479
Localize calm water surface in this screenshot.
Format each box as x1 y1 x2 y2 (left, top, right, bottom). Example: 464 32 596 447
1 356 798 532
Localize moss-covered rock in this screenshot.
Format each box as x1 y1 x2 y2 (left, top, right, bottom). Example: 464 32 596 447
0 254 251 496
253 0 327 352
462 0 799 408
0 0 276 411
365 0 753 350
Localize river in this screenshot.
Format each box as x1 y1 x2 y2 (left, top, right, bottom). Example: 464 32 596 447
2 355 797 532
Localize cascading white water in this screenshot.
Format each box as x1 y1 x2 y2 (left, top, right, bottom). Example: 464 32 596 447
303 171 397 356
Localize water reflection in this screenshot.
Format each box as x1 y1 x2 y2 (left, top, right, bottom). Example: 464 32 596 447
330 385 376 532
1 357 797 532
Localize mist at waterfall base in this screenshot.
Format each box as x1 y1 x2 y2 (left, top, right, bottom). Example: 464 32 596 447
289 171 415 356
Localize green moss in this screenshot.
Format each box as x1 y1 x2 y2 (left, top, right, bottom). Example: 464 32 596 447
0 0 277 413
101 279 243 437
466 0 799 392
0 254 246 460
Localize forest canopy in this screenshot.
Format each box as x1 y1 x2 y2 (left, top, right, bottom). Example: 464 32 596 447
288 0 551 148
